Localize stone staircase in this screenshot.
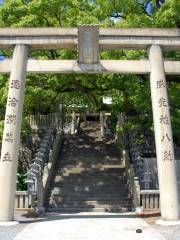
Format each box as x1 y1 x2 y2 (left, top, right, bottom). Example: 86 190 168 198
45 121 131 213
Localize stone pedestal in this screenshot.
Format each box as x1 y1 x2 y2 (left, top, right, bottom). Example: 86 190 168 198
149 45 179 220
0 44 29 221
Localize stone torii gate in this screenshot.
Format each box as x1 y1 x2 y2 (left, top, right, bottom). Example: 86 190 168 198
0 25 179 222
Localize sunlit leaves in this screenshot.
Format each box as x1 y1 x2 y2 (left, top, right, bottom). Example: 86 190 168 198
0 0 179 143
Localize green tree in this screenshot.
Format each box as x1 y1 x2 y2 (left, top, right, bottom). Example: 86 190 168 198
0 0 179 145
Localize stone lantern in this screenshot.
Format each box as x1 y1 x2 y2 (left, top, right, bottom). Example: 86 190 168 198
142 170 152 190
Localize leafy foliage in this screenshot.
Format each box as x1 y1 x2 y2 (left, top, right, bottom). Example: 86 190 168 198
0 0 179 145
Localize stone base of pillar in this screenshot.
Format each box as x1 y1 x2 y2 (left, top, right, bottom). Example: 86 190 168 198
0 221 19 226
156 219 180 226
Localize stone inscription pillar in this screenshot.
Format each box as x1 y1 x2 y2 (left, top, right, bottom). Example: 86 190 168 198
149 45 179 220
0 44 29 221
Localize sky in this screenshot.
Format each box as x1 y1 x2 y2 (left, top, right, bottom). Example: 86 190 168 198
146 2 152 14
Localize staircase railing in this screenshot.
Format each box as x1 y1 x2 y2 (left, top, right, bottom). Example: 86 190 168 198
123 150 141 209
15 120 64 212
25 122 64 213
26 128 56 209
42 129 64 209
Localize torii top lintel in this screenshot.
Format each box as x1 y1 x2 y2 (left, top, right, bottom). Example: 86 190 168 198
0 25 179 53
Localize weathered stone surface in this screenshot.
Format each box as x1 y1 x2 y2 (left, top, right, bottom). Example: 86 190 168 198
1 59 180 74
149 45 179 221
0 27 179 50
78 25 99 64
0 45 29 221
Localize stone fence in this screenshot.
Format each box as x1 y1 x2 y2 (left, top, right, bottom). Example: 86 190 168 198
124 150 180 211
127 129 180 190
140 190 160 210
15 191 37 209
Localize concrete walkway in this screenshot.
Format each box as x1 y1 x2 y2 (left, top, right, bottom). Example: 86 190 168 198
14 213 167 240
1 213 180 240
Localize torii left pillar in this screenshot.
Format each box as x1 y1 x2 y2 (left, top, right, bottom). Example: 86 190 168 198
0 44 29 221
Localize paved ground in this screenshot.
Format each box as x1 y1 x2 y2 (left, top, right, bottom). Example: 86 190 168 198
0 213 180 240
145 217 180 240
0 223 26 240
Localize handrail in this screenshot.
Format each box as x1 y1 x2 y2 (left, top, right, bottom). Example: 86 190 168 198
26 128 56 208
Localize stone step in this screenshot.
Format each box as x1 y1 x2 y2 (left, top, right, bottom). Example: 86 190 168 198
56 164 125 168
53 176 126 180
50 188 129 195
52 176 127 185
49 193 131 200
47 193 129 198
47 198 131 204
55 170 126 176
50 182 128 188
53 174 126 179
56 165 125 169
47 198 131 205
55 163 123 168
47 199 132 206
52 183 128 187
54 172 126 177
45 123 132 213
61 151 110 154
55 168 125 171
51 178 127 184
48 203 131 209
46 206 131 213
50 185 128 191
55 167 125 171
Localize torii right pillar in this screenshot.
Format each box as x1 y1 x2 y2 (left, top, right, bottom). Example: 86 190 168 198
149 44 179 220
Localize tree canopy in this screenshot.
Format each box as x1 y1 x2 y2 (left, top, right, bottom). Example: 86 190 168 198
0 0 179 144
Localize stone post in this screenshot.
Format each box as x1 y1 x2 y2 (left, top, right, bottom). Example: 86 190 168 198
100 111 104 137
0 44 29 221
133 176 141 208
149 45 179 220
36 176 45 214
71 111 76 135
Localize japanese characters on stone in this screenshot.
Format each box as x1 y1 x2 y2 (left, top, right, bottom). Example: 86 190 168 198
157 79 173 162
2 152 12 162
4 132 14 144
10 79 21 89
6 114 16 125
8 97 18 107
